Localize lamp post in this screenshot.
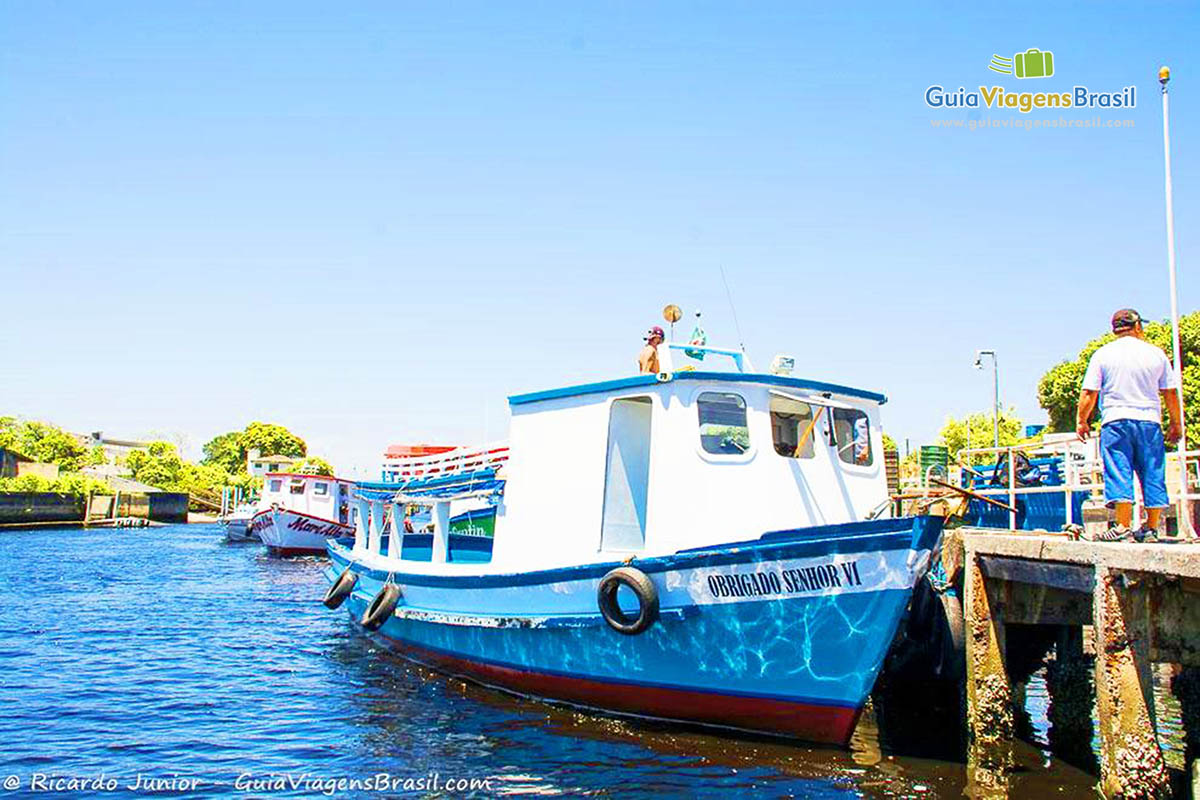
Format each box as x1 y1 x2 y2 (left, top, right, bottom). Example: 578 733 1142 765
975 350 1000 448
1160 65 1191 537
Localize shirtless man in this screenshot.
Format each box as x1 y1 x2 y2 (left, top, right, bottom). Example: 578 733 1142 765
638 326 665 374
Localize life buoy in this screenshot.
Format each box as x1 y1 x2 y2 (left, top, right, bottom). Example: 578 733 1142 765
597 567 659 635
322 568 358 609
360 583 401 631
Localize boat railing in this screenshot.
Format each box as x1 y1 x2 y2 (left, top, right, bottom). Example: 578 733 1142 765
659 343 750 374
948 440 1200 534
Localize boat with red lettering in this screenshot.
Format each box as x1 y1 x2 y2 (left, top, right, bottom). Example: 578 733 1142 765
321 340 941 744
250 473 357 556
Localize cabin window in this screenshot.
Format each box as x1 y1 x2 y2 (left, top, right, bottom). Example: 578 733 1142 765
289 480 306 495
268 479 282 493
833 408 873 466
697 392 750 455
312 482 329 496
769 395 816 459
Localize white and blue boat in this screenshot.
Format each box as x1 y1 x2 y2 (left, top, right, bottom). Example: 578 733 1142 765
323 343 941 745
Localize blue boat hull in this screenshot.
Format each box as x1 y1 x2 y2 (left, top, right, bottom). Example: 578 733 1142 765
325 516 942 745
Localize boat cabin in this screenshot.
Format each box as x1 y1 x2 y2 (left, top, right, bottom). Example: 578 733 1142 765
350 343 889 574
261 472 354 525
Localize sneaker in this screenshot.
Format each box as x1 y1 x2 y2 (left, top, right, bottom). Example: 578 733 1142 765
1133 526 1159 544
1093 525 1132 542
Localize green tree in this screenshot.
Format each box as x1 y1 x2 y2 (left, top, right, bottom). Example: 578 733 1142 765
0 418 101 471
937 409 1025 464
290 457 334 476
1038 311 1200 443
881 433 898 453
201 431 244 474
201 422 307 477
241 422 306 460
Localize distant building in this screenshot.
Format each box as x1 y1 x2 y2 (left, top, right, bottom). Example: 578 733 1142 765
86 431 151 462
247 449 298 477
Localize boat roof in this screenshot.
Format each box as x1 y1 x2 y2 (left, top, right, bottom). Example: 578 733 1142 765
508 370 887 407
264 472 355 484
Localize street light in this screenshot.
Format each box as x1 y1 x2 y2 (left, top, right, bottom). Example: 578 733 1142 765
974 350 1000 448
1160 65 1191 537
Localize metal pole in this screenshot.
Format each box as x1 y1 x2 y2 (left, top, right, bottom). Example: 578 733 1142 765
992 354 1000 449
1161 66 1191 538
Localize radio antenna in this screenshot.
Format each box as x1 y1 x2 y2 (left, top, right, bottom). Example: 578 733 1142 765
720 266 746 354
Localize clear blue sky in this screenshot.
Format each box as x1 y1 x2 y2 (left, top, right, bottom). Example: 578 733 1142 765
2 1 1197 476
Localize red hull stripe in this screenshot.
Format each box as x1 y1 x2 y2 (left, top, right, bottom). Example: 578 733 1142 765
375 633 861 745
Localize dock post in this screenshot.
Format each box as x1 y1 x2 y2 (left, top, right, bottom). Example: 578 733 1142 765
964 551 1012 796
1093 567 1170 798
1046 625 1098 772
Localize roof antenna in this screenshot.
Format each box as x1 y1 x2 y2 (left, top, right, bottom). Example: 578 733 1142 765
720 266 746 354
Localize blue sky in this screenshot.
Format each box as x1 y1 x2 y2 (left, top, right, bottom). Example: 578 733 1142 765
2 1 1197 476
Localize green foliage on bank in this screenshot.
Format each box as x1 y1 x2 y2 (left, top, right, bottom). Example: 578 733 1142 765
0 417 105 472
1038 311 1200 443
0 473 111 495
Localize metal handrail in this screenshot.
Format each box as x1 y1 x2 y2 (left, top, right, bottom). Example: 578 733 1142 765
949 441 1200 533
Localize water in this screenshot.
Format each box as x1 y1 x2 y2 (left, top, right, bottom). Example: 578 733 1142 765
0 525 1120 798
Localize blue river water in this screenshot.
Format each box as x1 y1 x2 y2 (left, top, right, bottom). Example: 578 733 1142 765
0 524 1114 798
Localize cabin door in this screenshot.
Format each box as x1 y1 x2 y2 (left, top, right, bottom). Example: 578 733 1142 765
600 397 652 552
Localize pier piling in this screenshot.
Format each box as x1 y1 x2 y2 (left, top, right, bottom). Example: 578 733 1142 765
956 531 1200 798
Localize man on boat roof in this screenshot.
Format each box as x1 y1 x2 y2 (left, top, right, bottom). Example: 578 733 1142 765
638 326 664 374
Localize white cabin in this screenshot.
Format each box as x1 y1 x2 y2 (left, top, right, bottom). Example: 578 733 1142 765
353 344 890 575
261 472 354 525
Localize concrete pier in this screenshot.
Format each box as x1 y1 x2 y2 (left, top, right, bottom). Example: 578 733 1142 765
955 530 1200 798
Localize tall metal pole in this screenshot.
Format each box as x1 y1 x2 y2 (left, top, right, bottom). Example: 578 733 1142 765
1161 66 1191 537
992 354 1000 449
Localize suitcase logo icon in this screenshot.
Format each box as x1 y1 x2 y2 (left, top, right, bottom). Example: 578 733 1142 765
988 48 1055 79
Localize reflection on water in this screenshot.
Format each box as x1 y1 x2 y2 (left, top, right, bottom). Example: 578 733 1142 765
0 525 1182 798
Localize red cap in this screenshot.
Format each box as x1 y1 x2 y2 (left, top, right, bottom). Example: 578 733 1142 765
646 326 665 340
1111 308 1142 332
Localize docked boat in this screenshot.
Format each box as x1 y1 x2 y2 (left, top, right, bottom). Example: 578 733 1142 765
321 342 941 744
251 473 357 556
220 502 259 543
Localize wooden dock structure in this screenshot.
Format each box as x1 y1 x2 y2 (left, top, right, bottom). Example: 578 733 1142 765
948 529 1200 798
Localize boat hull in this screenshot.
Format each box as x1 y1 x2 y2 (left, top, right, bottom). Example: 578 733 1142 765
253 508 353 556
221 516 256 543
326 516 941 744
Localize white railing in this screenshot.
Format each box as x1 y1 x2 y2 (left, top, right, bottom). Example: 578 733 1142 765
944 439 1200 534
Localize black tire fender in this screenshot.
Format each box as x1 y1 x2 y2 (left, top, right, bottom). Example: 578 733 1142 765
360 583 402 631
323 568 358 610
597 567 659 635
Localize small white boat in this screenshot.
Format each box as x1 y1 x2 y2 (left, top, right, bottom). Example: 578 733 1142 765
250 473 357 557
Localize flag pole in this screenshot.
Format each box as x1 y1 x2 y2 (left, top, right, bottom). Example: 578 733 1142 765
1160 65 1191 538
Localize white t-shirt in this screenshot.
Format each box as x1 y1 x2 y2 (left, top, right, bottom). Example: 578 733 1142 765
1081 336 1177 423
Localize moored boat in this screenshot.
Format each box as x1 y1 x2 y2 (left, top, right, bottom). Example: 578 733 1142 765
322 341 941 744
251 473 356 556
221 502 258 543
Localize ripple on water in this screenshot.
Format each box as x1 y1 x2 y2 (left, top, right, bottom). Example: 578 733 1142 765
0 525 1113 798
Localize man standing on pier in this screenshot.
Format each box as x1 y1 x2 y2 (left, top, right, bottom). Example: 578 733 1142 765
1076 308 1183 542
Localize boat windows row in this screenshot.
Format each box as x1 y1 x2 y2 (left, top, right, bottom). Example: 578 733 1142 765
695 391 873 466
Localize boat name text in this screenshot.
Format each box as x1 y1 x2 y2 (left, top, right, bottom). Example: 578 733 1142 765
706 561 863 598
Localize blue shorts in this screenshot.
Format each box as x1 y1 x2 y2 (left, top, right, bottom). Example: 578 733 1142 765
1101 419 1169 508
